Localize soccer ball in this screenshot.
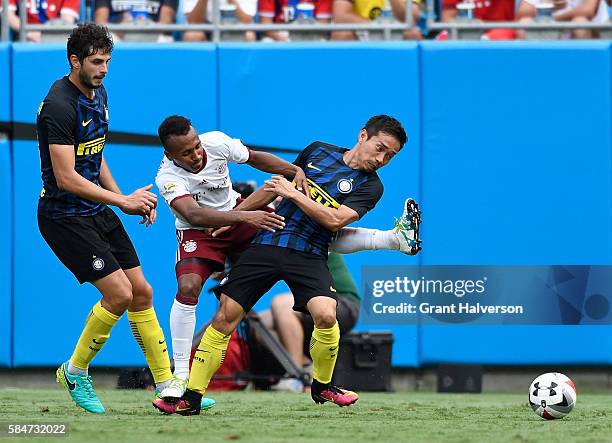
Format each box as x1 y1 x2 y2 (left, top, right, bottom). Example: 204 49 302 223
528 372 577 419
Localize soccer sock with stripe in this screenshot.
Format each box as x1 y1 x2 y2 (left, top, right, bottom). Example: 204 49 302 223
128 308 173 385
187 325 231 395
69 301 119 372
309 322 341 384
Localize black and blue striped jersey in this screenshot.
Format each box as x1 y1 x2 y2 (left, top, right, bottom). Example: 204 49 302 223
37 76 109 219
252 141 383 257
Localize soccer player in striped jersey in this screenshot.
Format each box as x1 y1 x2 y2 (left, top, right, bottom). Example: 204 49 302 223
153 115 413 414
37 24 177 414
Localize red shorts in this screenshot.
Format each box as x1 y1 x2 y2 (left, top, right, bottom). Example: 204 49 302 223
176 222 258 271
175 199 275 279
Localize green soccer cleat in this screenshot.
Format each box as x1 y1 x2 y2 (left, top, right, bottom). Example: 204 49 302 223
393 198 422 256
200 397 216 410
56 361 105 414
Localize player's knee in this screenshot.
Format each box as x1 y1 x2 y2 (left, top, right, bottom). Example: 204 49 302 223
211 299 243 334
178 279 202 301
211 310 237 335
132 281 153 306
314 311 337 329
108 281 134 312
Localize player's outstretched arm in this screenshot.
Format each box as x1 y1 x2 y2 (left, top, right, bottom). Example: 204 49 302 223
50 144 156 218
171 194 285 231
247 151 309 195
233 186 277 211
264 175 359 231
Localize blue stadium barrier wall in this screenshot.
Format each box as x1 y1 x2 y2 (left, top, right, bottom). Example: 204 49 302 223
418 42 612 365
6 42 612 367
0 43 12 367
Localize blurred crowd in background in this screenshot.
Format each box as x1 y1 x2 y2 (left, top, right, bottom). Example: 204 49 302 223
1 0 611 44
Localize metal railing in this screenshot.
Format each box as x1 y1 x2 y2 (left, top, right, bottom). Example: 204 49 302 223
2 0 612 42
1 0 10 42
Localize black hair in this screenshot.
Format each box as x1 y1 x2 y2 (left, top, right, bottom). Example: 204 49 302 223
363 115 407 148
67 24 113 71
158 115 192 148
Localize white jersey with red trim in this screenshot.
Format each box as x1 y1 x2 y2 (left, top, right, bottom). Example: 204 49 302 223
155 131 250 231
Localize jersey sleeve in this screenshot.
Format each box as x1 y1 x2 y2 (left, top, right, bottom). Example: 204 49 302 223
156 172 191 207
202 131 250 164
40 96 76 146
341 175 384 219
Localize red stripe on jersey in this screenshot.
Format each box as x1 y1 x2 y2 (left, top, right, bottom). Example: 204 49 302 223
170 194 192 206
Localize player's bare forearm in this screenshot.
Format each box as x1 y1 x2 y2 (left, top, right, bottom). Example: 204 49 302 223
233 186 277 211
248 151 309 195
247 151 300 179
182 205 285 232
172 196 244 227
50 145 124 206
50 145 156 219
284 190 350 231
184 207 245 228
57 169 125 206
99 156 122 194
264 176 358 231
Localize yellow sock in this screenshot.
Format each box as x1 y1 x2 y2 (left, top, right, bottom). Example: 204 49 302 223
69 302 119 370
187 326 230 395
128 308 172 384
309 322 340 384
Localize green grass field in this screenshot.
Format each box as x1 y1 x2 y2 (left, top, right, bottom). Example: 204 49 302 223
0 389 610 443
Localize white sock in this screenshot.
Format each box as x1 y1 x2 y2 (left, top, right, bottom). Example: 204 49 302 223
330 227 399 253
67 361 87 376
155 379 172 391
170 299 197 380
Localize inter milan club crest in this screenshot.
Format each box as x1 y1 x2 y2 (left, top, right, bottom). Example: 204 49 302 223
92 256 105 271
337 178 353 194
183 240 197 253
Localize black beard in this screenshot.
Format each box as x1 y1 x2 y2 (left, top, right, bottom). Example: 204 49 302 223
79 70 102 90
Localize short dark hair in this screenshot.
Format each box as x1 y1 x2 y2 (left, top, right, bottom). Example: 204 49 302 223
67 24 113 70
158 115 192 148
363 115 407 148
